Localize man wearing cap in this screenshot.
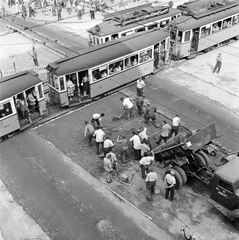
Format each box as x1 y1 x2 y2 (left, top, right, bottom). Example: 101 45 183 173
164 170 176 201
145 169 158 201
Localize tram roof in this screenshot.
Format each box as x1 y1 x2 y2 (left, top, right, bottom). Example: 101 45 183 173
173 4 239 31
88 8 181 36
0 70 41 101
47 29 169 76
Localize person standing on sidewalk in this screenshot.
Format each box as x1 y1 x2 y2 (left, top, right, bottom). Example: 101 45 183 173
90 4 95 20
164 170 176 201
145 169 158 201
169 114 180 138
32 47 39 66
57 4 62 21
213 53 222 73
77 3 82 20
22 3 27 19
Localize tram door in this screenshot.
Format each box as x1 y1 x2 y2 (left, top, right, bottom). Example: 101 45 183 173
78 70 89 96
190 28 200 54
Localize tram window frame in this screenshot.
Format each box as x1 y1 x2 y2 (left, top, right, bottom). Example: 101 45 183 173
0 100 13 119
160 39 166 51
111 33 119 40
212 21 222 33
147 23 158 30
170 28 177 41
59 77 65 91
92 68 102 82
125 54 139 68
232 14 239 25
184 30 191 42
37 84 44 99
160 19 169 28
139 48 153 63
109 59 124 75
105 36 110 42
200 24 211 38
177 31 183 43
222 17 232 29
135 27 146 33
121 30 133 37
50 75 59 90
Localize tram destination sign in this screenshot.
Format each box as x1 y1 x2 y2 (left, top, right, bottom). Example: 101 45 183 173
118 6 169 26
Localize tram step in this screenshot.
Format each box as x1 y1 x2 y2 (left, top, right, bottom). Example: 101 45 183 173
187 53 197 59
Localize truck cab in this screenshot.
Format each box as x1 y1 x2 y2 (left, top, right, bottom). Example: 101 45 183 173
209 154 239 231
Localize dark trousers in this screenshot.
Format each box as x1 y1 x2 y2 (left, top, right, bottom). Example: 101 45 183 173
146 181 156 200
96 141 103 155
103 147 112 156
140 164 150 179
136 87 144 96
87 133 94 146
136 101 143 115
157 135 168 144
213 61 222 73
121 147 128 163
133 148 141 160
169 126 179 138
165 186 175 201
91 118 100 127
33 58 39 66
125 107 133 120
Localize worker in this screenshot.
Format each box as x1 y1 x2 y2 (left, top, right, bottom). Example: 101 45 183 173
120 97 134 120
164 170 176 201
145 169 158 201
91 112 105 127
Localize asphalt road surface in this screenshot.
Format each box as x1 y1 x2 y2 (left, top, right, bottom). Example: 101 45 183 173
0 130 171 240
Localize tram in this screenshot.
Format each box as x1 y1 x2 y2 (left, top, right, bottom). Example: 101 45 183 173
87 5 182 46
46 29 170 107
170 1 239 58
0 70 47 141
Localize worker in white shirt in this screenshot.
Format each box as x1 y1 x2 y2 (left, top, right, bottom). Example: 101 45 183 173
120 97 134 120
103 136 115 156
140 138 150 157
139 152 154 179
130 130 141 160
169 114 181 138
164 170 176 201
145 169 158 201
156 120 171 145
136 77 145 96
91 112 105 127
93 126 105 155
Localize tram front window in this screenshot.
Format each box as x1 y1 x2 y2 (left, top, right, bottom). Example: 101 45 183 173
170 29 177 41
0 101 13 119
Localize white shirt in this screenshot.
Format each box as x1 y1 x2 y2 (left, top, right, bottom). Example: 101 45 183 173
130 135 141 150
104 139 114 148
140 143 150 156
172 116 180 127
165 174 176 186
139 127 148 140
123 98 133 109
93 129 105 142
137 79 145 89
92 113 101 120
161 124 171 137
139 156 154 166
145 172 158 182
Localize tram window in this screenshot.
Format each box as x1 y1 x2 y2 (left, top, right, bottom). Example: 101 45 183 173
38 85 43 99
109 60 123 74
92 69 102 81
135 27 146 33
160 40 166 51
148 24 157 30
170 29 177 41
111 33 119 40
125 58 132 69
201 25 211 37
232 15 238 25
139 48 152 63
160 19 169 28
177 31 182 43
212 21 222 33
0 102 13 119
121 31 133 37
184 30 191 42
53 76 59 90
222 17 232 29
59 77 65 91
105 37 110 42
96 37 100 45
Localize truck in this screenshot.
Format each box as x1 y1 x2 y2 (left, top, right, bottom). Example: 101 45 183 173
152 123 239 231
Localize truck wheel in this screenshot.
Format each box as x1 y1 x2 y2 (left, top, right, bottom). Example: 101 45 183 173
164 169 183 189
235 218 239 231
193 153 206 166
197 150 209 166
172 166 187 184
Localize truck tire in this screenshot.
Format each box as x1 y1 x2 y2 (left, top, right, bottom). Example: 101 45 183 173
164 169 183 189
193 153 206 166
172 166 187 185
197 150 209 166
235 218 239 231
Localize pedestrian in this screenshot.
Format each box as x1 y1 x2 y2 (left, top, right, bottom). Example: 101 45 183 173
77 4 82 20
213 53 222 73
144 106 157 125
29 5 36 17
169 114 180 138
93 126 105 155
136 95 144 115
32 47 39 66
66 78 75 100
136 77 145 96
154 47 159 69
120 135 129 163
84 121 95 146
91 113 105 127
120 97 134 120
82 74 90 96
57 4 62 21
140 138 150 158
156 120 171 145
106 151 118 175
138 125 151 149
139 152 154 179
145 169 158 201
89 4 95 20
103 136 115 156
22 3 27 19
66 0 72 14
103 154 113 183
164 170 176 201
130 130 141 160
0 69 3 78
